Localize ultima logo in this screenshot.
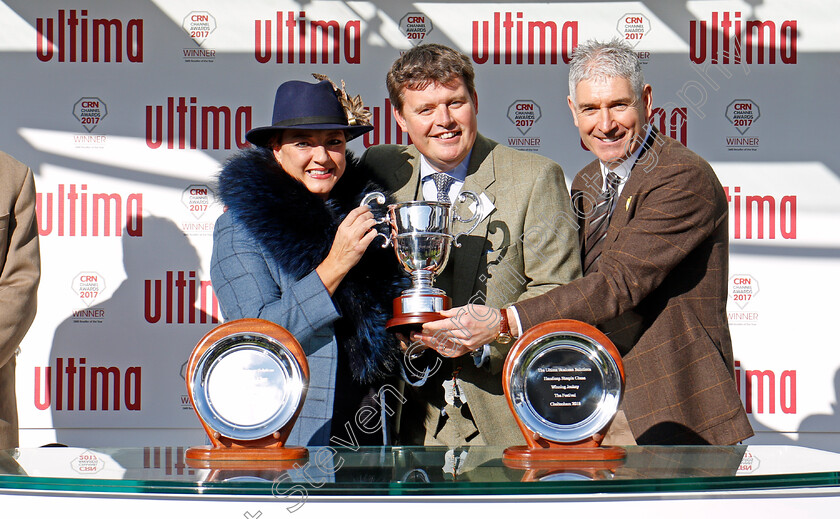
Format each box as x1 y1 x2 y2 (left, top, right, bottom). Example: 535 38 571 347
471 12 578 65
578 107 687 151
36 9 143 63
254 11 361 64
651 107 687 147
724 186 796 239
362 99 412 148
143 447 195 476
735 361 796 414
34 357 141 411
689 12 797 64
146 97 252 150
36 184 143 237
144 271 221 324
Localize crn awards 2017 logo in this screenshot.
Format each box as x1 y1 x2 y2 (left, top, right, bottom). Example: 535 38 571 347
399 13 432 45
71 450 106 474
506 100 541 152
73 97 107 133
725 99 761 151
71 272 106 323
617 13 651 48
182 11 217 62
73 97 108 149
184 11 216 45
728 274 759 326
72 271 105 308
737 450 761 474
180 184 218 236
182 184 216 220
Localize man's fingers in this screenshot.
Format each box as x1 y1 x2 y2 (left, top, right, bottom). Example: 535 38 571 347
435 308 460 318
420 315 463 334
413 331 467 348
433 342 469 358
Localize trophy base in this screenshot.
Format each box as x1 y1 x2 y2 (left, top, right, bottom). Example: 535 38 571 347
386 293 451 332
386 312 448 332
503 444 626 462
185 445 308 463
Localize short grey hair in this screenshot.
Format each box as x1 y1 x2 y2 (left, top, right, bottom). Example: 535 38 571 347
568 38 644 104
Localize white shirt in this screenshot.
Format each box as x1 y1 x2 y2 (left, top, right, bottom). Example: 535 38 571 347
598 124 651 210
420 153 471 202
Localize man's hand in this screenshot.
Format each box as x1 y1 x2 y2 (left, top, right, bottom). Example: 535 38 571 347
410 305 502 358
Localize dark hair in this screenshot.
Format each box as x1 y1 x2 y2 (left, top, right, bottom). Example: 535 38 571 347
386 43 476 112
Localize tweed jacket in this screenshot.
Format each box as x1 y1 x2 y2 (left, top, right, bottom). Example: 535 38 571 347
0 152 40 449
515 129 753 445
361 134 581 446
210 149 402 446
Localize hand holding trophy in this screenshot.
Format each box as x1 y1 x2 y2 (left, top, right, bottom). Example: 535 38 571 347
361 191 481 332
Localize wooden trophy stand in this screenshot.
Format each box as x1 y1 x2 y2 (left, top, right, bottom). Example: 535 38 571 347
385 293 450 332
503 457 625 482
185 319 309 467
503 320 627 464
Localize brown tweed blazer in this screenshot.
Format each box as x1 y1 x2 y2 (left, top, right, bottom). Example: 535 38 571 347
515 129 753 445
0 152 40 449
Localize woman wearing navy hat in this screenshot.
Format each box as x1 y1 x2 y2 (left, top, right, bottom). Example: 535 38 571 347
210 77 403 446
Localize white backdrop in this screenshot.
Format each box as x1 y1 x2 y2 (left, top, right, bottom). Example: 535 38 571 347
0 0 837 450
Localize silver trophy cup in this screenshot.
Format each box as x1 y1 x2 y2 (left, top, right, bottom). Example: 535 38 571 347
362 191 482 330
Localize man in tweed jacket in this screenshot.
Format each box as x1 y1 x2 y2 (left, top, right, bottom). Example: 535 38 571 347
362 44 581 446
0 152 40 449
420 40 753 445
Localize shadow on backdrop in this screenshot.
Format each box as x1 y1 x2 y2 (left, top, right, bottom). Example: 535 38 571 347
46 216 216 446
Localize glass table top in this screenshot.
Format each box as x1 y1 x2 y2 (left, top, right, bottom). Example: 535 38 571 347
1 445 839 496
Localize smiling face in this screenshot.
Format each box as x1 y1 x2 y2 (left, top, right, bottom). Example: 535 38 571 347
568 75 652 166
272 129 347 199
393 77 478 172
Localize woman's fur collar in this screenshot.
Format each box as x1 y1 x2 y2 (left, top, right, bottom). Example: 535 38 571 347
217 146 402 383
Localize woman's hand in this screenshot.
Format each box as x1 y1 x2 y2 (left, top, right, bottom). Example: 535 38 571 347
315 205 378 295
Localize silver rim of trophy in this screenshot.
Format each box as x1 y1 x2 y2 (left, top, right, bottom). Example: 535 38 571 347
508 331 622 443
190 333 306 441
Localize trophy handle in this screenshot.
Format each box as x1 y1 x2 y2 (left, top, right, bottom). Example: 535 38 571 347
360 191 392 247
451 190 482 247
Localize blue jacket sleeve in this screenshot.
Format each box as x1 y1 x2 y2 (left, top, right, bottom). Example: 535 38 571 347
210 211 340 346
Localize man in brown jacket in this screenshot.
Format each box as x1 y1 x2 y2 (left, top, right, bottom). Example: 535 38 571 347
415 40 753 445
0 152 41 449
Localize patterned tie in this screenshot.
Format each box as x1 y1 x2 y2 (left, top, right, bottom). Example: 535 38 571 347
583 171 622 275
432 172 457 204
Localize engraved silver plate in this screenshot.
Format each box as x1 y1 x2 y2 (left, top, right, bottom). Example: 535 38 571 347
190 332 305 441
508 331 622 443
400 296 445 313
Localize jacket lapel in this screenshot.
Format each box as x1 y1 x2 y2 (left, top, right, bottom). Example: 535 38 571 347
576 161 602 254
450 134 495 304
392 147 423 201
603 128 661 250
